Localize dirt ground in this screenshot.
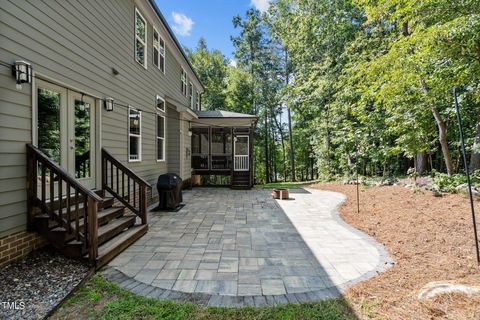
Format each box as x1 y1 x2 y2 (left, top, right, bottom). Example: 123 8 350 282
313 183 480 320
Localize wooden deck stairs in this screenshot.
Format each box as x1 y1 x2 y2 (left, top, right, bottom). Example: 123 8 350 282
231 171 251 189
26 144 150 269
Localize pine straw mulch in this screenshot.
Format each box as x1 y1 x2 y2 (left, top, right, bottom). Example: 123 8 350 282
312 183 480 320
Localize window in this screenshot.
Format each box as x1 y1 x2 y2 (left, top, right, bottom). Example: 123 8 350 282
153 29 159 68
192 128 209 154
212 128 232 154
196 91 200 110
135 9 147 68
189 82 194 108
181 68 187 95
156 95 165 112
153 28 165 73
160 37 165 73
128 108 141 161
156 114 165 161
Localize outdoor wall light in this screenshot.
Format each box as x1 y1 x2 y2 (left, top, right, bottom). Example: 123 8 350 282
133 115 140 126
104 97 114 111
188 130 192 137
12 60 32 90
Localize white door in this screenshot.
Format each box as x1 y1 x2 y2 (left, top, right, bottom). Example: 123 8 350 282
36 80 96 189
234 135 249 171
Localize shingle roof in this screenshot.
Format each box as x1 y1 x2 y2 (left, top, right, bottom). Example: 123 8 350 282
195 110 257 119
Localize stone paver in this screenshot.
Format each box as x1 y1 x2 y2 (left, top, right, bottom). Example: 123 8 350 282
103 188 393 306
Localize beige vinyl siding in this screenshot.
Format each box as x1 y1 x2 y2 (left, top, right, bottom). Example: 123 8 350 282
0 0 200 237
0 65 30 236
180 115 192 181
166 105 180 175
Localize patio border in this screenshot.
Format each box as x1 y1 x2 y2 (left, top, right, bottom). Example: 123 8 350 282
301 188 395 288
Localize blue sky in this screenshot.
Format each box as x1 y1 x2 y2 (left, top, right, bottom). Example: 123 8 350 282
154 0 271 61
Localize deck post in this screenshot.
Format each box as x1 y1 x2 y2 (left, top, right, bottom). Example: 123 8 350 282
87 196 98 262
140 185 147 225
26 146 37 231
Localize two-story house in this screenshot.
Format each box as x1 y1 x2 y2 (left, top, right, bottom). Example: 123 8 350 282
0 0 256 268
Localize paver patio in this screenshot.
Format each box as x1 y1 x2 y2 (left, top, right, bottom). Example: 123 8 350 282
102 188 393 306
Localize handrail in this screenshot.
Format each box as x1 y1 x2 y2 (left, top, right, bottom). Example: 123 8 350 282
26 143 101 262
102 149 150 187
27 144 103 202
101 148 149 225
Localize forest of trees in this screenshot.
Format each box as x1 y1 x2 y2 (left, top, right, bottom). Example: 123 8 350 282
186 0 480 184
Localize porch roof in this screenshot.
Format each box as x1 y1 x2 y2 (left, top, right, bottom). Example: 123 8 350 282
194 110 258 127
195 110 257 119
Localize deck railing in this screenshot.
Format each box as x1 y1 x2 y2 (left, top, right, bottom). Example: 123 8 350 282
101 149 149 225
26 144 103 261
234 155 249 171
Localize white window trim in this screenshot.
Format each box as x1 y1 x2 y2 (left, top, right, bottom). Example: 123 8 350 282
156 113 166 162
153 27 160 69
128 107 142 162
160 35 166 74
181 68 187 96
156 94 165 112
189 82 194 108
153 28 166 74
196 90 200 110
135 8 147 69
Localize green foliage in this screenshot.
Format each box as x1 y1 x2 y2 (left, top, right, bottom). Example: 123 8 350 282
430 172 467 193
186 0 480 182
38 89 61 163
56 275 357 320
186 38 228 110
429 170 480 193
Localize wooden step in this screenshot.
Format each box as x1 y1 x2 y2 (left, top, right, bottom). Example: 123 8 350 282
62 240 85 259
70 206 125 231
43 194 114 212
102 197 114 209
97 216 136 245
95 224 148 268
39 202 121 230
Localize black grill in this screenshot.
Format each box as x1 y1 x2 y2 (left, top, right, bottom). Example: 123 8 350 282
156 173 183 210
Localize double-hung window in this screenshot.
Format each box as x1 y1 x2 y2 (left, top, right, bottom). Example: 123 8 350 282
128 108 142 161
153 28 165 73
189 82 194 108
135 9 147 68
181 68 187 95
196 90 200 110
156 95 166 161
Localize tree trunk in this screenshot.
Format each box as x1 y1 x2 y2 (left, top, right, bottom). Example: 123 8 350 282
470 119 480 171
268 110 277 182
264 111 270 183
311 156 314 180
415 152 428 176
432 107 454 176
285 49 295 181
272 107 287 182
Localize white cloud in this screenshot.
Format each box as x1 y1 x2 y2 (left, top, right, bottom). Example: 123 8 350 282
251 0 271 13
171 12 194 36
228 59 237 68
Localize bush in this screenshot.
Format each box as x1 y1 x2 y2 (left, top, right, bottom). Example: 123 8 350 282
429 170 480 193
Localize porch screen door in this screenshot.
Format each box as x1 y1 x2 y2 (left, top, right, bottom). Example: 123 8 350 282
36 80 96 190
234 135 249 171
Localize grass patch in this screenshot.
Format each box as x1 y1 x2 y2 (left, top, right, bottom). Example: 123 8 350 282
255 180 322 189
52 275 358 320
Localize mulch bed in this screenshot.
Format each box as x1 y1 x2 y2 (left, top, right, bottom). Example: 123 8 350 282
313 183 480 320
0 246 91 320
